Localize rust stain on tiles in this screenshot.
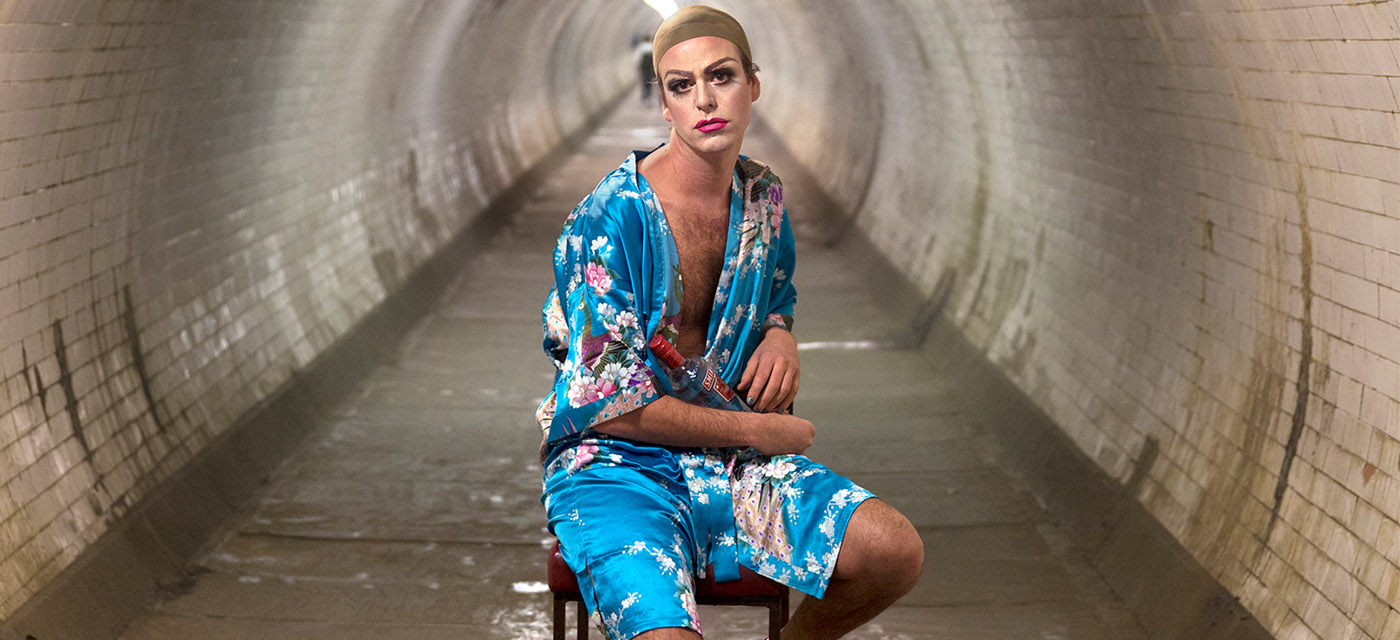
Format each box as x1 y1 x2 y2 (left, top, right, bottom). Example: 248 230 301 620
124 284 169 436
1268 150 1318 542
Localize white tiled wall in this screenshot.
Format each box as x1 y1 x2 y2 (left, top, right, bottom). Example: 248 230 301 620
0 0 643 620
739 1 1399 637
4 0 1395 636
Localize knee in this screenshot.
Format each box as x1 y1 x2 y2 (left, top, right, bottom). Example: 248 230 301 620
848 501 923 593
885 515 924 593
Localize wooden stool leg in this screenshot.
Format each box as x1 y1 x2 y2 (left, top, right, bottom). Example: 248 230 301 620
768 600 782 640
577 600 589 639
553 594 567 640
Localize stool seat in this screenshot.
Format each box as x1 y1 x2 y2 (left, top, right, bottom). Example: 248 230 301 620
548 541 789 639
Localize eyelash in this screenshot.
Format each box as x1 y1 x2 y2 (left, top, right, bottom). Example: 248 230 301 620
667 68 737 94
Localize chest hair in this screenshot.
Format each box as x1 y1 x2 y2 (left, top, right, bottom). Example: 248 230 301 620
665 203 730 357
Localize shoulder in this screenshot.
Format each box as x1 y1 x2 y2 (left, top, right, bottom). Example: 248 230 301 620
573 156 649 226
738 156 782 186
592 157 647 206
559 155 655 250
736 156 784 205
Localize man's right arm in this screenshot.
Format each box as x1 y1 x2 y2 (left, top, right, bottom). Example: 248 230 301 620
593 395 815 456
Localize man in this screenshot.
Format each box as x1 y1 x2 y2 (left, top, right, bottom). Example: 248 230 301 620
637 35 656 106
537 7 922 639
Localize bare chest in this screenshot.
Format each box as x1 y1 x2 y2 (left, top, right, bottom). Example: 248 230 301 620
666 205 730 356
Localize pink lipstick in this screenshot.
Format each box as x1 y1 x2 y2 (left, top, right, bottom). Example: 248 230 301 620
696 118 727 132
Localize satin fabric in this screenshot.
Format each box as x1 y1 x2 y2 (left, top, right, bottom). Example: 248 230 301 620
535 151 870 639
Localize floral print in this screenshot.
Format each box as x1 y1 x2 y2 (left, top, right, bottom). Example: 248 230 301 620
537 150 796 453
539 150 866 639
584 261 613 296
545 438 873 639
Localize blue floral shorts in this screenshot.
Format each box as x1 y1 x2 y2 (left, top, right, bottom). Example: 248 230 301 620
542 438 873 639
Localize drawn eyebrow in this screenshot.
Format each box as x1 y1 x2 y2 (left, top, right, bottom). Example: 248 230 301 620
704 57 739 73
662 57 739 79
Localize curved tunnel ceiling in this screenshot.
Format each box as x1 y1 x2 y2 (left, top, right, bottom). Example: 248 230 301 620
1 1 1397 638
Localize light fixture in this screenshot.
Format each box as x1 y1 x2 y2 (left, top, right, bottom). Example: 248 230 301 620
642 0 678 19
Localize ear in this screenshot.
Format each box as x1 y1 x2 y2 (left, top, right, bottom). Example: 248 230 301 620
749 74 761 102
661 95 673 124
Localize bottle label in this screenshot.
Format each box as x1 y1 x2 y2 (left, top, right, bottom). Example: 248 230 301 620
702 369 736 402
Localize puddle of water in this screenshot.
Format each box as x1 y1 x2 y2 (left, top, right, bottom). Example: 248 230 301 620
512 581 550 594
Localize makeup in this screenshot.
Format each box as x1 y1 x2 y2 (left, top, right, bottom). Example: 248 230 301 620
696 118 728 132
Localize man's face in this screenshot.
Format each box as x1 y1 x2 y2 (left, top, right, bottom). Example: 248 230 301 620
657 36 760 157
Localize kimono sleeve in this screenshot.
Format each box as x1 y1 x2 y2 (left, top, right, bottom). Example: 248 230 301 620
764 202 797 333
545 201 661 443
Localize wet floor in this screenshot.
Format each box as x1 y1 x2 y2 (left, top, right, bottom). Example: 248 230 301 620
117 97 1150 639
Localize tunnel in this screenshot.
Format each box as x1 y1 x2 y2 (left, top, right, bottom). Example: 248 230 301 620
1 0 1398 638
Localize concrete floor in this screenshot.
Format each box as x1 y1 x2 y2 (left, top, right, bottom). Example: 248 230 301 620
117 98 1150 639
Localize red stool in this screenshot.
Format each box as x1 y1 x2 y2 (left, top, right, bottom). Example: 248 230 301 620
548 541 790 639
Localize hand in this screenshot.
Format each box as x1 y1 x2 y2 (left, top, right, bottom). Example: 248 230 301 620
738 327 800 412
748 413 815 455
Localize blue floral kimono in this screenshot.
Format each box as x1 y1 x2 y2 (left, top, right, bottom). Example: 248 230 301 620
537 149 872 639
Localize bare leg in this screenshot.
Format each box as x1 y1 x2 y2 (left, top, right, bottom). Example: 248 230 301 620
780 499 924 640
634 628 701 639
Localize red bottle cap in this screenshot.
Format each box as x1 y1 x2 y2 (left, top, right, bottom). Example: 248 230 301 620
648 334 684 368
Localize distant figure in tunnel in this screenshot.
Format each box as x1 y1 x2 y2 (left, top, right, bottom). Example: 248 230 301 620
537 6 923 639
637 34 656 106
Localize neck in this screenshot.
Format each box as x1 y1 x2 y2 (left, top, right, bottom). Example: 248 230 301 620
652 133 740 200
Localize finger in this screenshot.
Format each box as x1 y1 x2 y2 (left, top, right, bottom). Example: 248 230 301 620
757 362 787 411
774 361 798 412
738 357 758 392
745 357 775 408
776 369 796 411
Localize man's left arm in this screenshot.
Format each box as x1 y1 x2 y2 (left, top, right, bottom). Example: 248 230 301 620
738 201 799 413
